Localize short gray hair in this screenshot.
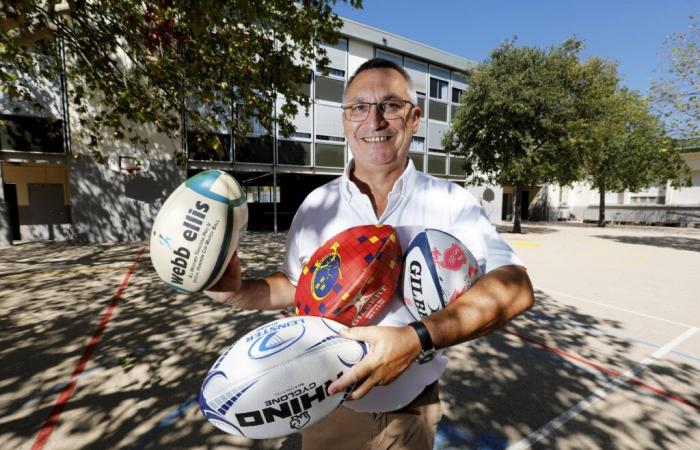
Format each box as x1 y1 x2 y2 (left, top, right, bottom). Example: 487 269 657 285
345 57 417 104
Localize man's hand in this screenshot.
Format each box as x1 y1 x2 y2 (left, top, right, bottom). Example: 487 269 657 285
328 325 422 400
203 251 243 305
203 253 295 310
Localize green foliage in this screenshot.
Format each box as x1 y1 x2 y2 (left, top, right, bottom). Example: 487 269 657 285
1 0 362 155
582 88 691 194
651 15 700 138
444 39 594 189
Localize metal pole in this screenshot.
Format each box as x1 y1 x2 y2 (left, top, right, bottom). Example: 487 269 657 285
272 98 278 233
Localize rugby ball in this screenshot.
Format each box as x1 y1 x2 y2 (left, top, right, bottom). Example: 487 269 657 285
294 224 402 326
150 170 248 293
199 316 367 439
402 229 482 320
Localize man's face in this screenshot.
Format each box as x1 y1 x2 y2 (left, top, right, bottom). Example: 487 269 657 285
343 68 421 172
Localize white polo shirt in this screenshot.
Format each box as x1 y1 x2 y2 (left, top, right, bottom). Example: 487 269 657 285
281 159 522 412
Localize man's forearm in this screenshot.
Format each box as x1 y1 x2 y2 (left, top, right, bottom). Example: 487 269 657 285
218 272 295 310
423 265 534 349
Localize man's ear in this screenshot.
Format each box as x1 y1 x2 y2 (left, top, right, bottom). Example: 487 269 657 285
411 106 422 132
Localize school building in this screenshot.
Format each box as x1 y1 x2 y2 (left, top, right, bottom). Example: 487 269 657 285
1 17 698 245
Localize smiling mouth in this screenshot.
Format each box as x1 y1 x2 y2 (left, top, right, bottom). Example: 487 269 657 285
362 136 390 143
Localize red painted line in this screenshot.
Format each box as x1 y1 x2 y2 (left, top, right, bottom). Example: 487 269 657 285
503 329 700 411
31 246 146 450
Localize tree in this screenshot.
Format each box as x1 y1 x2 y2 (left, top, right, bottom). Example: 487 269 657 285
582 85 691 227
444 39 598 233
651 15 700 138
0 0 362 161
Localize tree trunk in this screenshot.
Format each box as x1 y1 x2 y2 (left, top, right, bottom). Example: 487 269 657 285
598 187 606 227
513 185 522 233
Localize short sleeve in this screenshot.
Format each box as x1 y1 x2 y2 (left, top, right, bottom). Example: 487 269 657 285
280 208 304 287
449 185 523 274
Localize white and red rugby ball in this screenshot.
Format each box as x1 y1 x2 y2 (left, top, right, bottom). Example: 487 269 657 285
199 316 367 439
150 170 247 293
402 229 483 320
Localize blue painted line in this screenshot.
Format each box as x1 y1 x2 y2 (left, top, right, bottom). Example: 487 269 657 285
434 420 509 450
132 397 198 449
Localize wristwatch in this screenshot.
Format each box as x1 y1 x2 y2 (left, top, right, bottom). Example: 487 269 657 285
407 321 436 364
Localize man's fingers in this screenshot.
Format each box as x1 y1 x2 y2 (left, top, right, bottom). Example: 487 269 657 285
347 375 379 401
340 325 375 342
328 359 373 395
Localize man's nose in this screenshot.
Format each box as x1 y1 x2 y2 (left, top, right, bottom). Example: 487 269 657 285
365 103 388 129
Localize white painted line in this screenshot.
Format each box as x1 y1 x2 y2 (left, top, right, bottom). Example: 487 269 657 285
507 327 699 450
537 287 696 329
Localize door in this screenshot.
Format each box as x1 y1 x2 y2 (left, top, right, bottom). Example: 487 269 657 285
3 183 20 240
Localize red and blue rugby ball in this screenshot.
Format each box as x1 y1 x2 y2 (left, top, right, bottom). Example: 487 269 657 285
294 224 402 326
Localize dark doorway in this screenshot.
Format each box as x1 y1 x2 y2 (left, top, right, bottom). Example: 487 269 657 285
3 183 20 240
520 189 530 221
501 190 530 222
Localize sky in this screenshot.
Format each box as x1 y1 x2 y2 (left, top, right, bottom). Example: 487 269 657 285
333 0 699 94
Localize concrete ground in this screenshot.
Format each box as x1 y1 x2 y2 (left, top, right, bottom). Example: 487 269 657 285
0 224 698 450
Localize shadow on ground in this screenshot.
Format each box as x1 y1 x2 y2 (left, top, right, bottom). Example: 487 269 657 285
1 233 697 449
593 234 700 253
495 224 559 235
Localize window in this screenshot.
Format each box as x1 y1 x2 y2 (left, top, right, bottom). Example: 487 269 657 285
409 152 424 171
416 92 426 116
410 136 425 152
376 49 403 67
0 114 65 153
449 155 466 177
296 70 313 97
428 100 448 122
452 88 463 104
245 185 280 203
235 136 273 163
327 68 346 78
450 105 459 121
428 154 446 175
315 143 344 168
315 76 345 103
187 130 231 161
429 78 448 100
320 38 348 78
316 135 345 143
278 140 311 166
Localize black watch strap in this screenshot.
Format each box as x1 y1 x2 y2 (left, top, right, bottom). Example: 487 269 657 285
408 321 436 363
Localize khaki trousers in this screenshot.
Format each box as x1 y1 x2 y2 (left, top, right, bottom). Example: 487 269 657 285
301 382 442 450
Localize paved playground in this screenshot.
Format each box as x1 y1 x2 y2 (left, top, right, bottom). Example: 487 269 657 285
1 223 699 449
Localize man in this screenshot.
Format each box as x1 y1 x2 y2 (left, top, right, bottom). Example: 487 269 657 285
206 58 534 449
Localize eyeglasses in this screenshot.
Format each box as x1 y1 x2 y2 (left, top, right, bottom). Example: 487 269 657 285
342 99 415 122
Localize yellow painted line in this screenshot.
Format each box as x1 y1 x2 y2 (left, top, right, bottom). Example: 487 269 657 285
631 254 647 263
510 242 541 248
0 266 132 282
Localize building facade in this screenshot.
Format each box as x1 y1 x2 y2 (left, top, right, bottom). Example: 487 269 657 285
1 18 508 243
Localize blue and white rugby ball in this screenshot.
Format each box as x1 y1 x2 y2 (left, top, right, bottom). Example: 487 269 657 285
402 229 483 320
150 170 247 293
199 316 367 439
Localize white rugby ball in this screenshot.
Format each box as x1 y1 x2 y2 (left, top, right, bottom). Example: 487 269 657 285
150 170 247 293
199 316 367 439
402 229 483 321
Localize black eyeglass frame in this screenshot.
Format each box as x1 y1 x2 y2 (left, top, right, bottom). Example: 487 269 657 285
341 99 416 122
